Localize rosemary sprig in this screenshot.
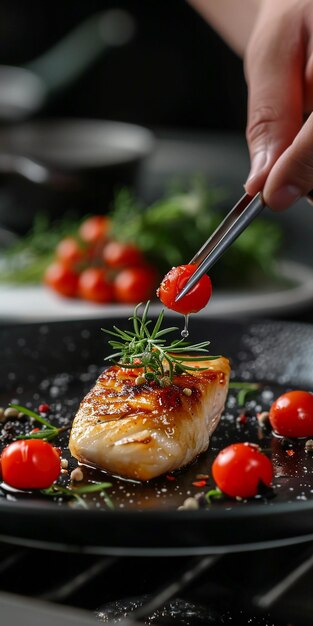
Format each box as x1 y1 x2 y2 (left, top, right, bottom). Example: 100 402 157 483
9 404 69 442
102 302 219 385
41 482 114 510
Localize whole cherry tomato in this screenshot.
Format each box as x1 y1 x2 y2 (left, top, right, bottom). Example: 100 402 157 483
78 267 114 303
44 262 79 298
269 390 313 438
56 237 86 268
1 439 61 489
79 216 110 245
212 443 273 498
103 241 144 268
157 264 212 315
113 266 157 304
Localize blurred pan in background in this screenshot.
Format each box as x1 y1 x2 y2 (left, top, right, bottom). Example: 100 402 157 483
0 119 155 234
0 8 156 234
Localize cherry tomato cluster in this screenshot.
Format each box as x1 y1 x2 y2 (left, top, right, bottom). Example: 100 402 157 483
44 215 158 305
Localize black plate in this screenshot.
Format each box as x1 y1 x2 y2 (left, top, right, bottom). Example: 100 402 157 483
1 315 313 555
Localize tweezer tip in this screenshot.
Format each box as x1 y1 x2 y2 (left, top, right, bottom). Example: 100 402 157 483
175 289 187 302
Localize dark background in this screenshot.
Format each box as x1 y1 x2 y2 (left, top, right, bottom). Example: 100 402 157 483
0 0 247 132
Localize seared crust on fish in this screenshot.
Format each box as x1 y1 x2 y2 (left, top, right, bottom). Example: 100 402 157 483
69 357 230 481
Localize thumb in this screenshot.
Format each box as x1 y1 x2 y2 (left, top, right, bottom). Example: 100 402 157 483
263 112 313 210
244 15 303 196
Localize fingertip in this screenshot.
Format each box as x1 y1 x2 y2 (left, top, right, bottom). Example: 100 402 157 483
244 176 264 197
244 150 271 195
263 185 301 211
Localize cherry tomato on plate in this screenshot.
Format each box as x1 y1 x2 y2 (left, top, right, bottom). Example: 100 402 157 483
78 267 114 303
212 442 273 499
56 237 86 268
113 266 157 304
269 390 313 438
44 262 79 298
157 264 212 315
1 439 61 489
103 241 144 268
79 215 110 245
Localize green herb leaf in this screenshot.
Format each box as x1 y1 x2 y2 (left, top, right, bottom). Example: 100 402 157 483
0 212 83 285
41 481 114 510
228 382 261 407
10 403 70 442
68 482 112 494
205 487 223 504
9 404 52 428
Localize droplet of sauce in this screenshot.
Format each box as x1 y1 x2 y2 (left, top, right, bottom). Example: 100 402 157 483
181 314 189 339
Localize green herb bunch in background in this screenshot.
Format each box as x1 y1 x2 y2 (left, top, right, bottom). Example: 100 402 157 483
0 177 283 289
110 178 283 286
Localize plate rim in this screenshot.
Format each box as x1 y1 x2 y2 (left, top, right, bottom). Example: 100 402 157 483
1 258 313 323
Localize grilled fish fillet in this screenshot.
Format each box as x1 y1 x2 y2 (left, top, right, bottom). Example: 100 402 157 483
69 357 230 481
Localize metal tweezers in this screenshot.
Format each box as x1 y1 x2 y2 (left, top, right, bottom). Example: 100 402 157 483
175 191 265 302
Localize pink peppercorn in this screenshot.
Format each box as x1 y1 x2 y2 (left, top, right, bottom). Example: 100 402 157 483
38 403 50 414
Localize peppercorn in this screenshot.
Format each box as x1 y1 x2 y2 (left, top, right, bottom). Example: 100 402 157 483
70 467 84 482
4 407 19 419
305 439 313 453
38 403 50 414
135 375 146 385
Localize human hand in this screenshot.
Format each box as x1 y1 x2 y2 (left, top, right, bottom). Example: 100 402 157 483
244 0 313 210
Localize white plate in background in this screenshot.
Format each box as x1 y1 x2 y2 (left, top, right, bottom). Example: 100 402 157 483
1 259 313 324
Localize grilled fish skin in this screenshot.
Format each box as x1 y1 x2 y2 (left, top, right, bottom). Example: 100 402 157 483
69 357 230 481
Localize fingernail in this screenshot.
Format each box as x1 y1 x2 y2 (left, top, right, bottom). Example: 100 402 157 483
246 151 268 184
267 185 301 210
